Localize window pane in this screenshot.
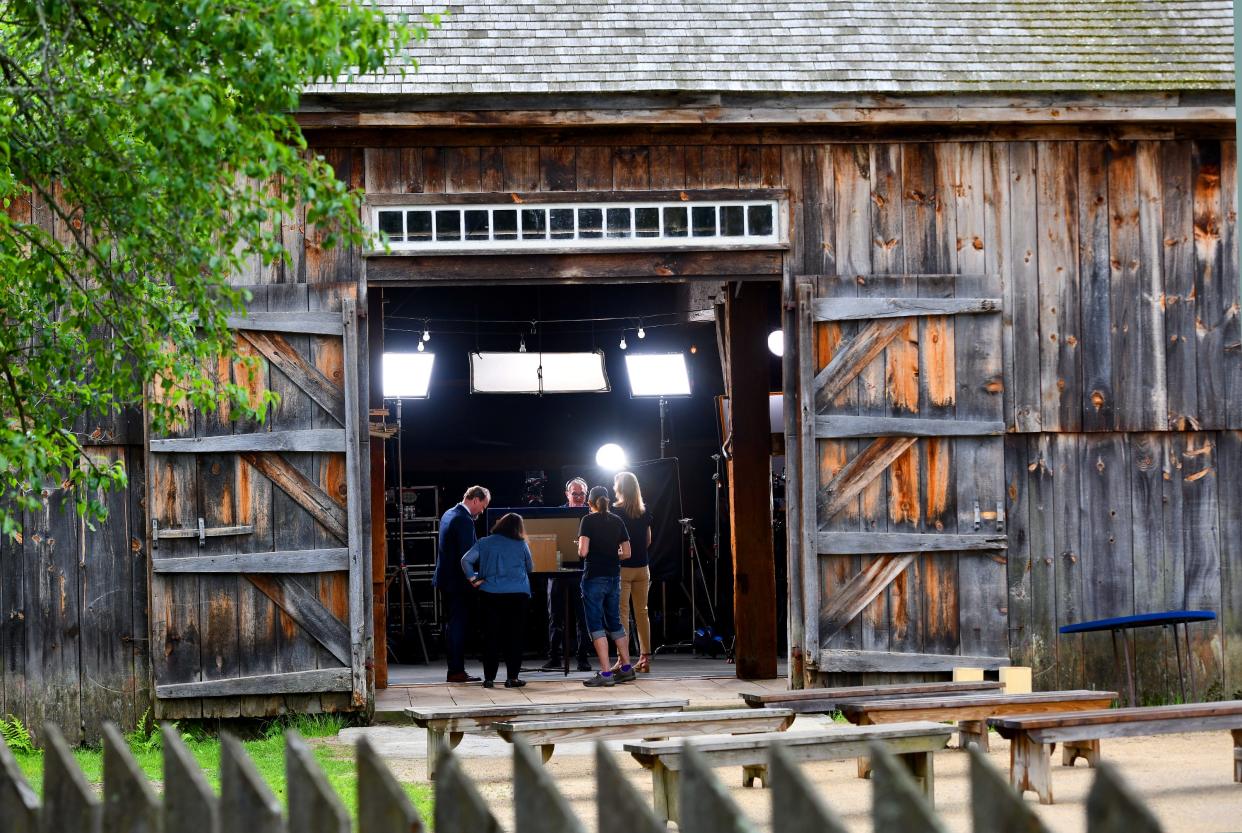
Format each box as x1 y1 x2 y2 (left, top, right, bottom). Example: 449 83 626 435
720 205 745 237
606 207 631 238
522 208 547 240
435 210 461 241
577 208 603 238
692 206 717 237
635 207 659 237
464 209 490 241
378 210 404 241
748 204 774 237
407 210 433 242
549 208 574 239
663 206 688 237
493 209 518 240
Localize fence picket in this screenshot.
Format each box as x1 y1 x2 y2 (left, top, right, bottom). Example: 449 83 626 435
285 730 349 833
594 744 666 833
433 749 502 833
768 744 850 833
41 723 101 833
102 723 160 833
1086 762 1164 833
357 736 425 833
513 739 585 833
967 746 1051 833
678 743 755 833
868 742 947 833
220 734 283 833
0 731 39 833
161 724 219 833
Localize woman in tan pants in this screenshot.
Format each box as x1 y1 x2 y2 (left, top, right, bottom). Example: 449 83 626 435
613 471 654 672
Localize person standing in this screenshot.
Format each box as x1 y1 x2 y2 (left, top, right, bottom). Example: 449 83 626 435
613 471 654 673
435 485 490 683
462 513 534 688
540 477 593 672
578 486 635 687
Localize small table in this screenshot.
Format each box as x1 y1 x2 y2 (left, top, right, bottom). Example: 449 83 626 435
1058 610 1216 706
532 567 583 676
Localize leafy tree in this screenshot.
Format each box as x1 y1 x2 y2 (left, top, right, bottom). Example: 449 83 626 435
0 1 425 535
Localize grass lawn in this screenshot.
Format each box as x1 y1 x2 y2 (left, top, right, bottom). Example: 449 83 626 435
6 714 433 825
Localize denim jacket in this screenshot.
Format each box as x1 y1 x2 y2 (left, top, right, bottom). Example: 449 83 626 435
461 534 534 596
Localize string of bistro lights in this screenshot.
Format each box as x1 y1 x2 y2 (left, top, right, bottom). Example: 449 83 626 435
385 310 709 353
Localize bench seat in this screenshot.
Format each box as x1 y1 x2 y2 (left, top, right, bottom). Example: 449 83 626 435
493 708 795 763
839 690 1117 751
740 681 1003 713
405 698 689 779
988 700 1242 804
623 722 952 824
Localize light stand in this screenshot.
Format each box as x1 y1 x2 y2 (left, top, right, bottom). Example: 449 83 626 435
385 397 430 664
659 396 671 459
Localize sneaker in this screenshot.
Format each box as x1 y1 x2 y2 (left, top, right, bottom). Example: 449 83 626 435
539 659 564 671
482 679 494 689
576 659 594 672
504 679 526 689
583 672 616 688
614 666 637 684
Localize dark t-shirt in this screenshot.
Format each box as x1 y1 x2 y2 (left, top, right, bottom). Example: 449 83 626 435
578 510 630 579
617 508 653 568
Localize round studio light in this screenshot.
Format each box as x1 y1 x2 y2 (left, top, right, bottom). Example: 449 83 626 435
595 443 628 471
767 329 784 357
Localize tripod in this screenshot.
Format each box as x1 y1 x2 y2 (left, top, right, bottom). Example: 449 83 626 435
384 398 430 665
654 517 718 654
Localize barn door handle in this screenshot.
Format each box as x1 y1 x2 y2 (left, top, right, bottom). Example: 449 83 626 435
198 517 206 547
996 500 1006 533
152 519 160 549
973 499 981 531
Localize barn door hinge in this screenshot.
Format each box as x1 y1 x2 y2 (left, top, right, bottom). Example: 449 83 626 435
996 500 1006 533
973 499 981 531
151 519 159 549
197 517 206 546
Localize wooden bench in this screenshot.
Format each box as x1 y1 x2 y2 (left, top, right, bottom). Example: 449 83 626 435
989 700 1242 804
493 708 795 763
740 680 1004 713
624 722 952 825
839 690 1117 752
406 698 688 778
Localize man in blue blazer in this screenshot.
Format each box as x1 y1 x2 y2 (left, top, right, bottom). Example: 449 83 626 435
436 485 491 682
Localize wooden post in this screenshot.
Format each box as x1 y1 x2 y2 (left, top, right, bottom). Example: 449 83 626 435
512 739 584 833
594 745 665 833
725 284 778 680
677 744 748 833
957 720 990 752
220 734 282 833
868 742 947 833
369 288 388 690
42 724 101 833
966 746 1052 833
357 736 425 833
1086 763 1163 833
769 745 850 833
1010 733 1054 805
286 730 350 833
102 723 160 833
1063 739 1101 768
162 725 219 833
0 730 39 833
434 751 502 833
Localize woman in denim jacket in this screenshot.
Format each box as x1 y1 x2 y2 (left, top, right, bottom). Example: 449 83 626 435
462 512 534 688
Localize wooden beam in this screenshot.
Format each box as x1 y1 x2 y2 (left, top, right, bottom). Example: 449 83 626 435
366 250 784 284
245 574 352 666
725 284 778 680
815 416 1005 438
820 554 916 642
151 548 349 574
813 296 1001 321
817 436 918 520
818 532 1007 555
239 331 346 426
155 668 351 698
813 319 907 410
342 296 368 707
817 650 1011 673
226 311 343 336
150 429 346 454
241 452 348 543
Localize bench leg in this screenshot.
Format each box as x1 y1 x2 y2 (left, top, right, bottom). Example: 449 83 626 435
856 756 872 780
742 764 768 788
651 761 679 826
540 744 555 764
958 720 990 752
900 752 935 805
1232 730 1242 783
1011 733 1054 805
1062 739 1100 768
426 728 462 781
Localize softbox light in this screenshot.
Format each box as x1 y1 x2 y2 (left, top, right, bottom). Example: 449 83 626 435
469 351 610 394
383 352 435 398
625 353 691 397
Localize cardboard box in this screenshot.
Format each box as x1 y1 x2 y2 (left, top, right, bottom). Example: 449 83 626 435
528 534 559 572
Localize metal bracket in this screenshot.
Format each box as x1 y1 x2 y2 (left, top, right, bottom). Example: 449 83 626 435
973 499 982 531
151 519 160 550
197 517 206 547
996 500 1006 533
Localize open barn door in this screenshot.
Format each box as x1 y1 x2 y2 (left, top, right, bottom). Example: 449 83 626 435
146 286 369 716
790 274 1008 680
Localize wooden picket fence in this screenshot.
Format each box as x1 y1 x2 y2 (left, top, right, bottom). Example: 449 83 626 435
0 721 1166 832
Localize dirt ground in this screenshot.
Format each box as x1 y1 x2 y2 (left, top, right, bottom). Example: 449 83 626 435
338 718 1242 832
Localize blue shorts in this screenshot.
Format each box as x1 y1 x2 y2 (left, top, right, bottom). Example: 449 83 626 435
580 576 626 641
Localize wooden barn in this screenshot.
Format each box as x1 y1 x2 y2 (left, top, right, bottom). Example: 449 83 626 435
2 0 1240 741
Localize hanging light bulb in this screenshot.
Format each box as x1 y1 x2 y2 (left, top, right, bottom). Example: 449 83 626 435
417 340 425 353
519 333 527 353
422 321 431 342
619 333 628 350
637 324 646 339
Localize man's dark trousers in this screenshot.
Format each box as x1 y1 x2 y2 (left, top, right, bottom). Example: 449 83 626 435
442 589 469 674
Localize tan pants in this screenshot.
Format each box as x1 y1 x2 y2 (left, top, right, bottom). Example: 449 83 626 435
619 566 652 655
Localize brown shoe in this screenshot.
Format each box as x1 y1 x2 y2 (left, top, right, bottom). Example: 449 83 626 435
446 672 481 683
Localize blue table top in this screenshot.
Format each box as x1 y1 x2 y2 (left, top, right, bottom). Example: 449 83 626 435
1059 610 1216 634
